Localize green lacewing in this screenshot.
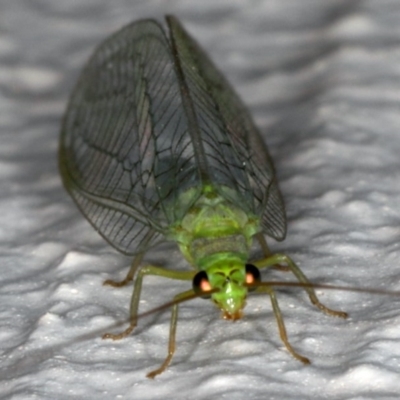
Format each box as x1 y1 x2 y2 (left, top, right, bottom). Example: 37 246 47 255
59 15 347 378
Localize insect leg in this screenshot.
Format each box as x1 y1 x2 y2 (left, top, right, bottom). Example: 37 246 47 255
103 230 157 288
253 253 347 318
255 233 289 272
146 289 193 379
103 266 194 340
256 285 310 364
103 251 145 288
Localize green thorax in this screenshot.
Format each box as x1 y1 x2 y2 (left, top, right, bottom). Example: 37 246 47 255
168 186 260 270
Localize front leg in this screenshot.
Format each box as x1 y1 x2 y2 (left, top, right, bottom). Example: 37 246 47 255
103 265 195 342
253 253 347 318
146 289 194 379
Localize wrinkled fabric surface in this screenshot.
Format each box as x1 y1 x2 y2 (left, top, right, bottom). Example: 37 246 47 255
2 1 400 399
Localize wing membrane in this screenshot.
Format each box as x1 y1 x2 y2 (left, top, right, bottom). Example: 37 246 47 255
60 16 286 257
60 20 202 255
167 16 286 240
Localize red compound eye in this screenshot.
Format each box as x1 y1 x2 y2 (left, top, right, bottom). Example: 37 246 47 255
192 271 212 299
245 264 260 291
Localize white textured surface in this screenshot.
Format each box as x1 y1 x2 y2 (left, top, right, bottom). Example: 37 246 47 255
2 1 400 399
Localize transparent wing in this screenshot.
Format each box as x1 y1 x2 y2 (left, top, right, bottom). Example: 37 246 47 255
167 16 286 240
59 20 202 255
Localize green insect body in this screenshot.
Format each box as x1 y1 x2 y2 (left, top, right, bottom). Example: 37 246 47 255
60 15 347 378
170 185 257 318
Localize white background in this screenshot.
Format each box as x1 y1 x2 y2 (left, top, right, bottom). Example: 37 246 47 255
2 0 400 399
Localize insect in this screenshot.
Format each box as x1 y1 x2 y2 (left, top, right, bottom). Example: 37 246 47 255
59 15 347 378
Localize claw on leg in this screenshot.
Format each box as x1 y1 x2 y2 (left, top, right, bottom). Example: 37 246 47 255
310 296 348 319
103 251 146 288
102 318 137 340
146 345 175 379
103 277 133 287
